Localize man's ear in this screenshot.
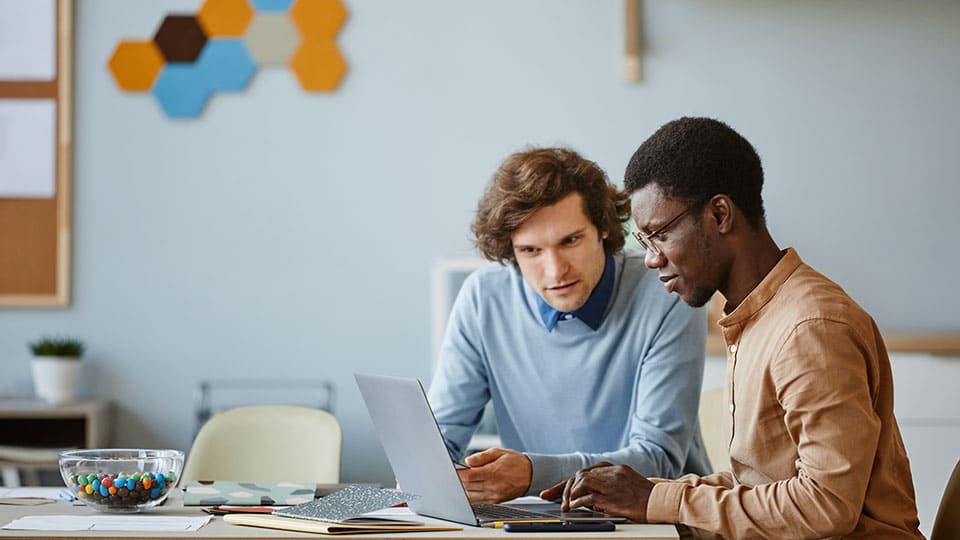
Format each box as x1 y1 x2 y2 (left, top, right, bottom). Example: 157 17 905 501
710 195 735 234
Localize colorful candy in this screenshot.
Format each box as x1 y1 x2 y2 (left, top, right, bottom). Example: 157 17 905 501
64 470 177 509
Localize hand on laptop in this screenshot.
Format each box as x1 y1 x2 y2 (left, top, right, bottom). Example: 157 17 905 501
539 461 654 522
457 447 532 503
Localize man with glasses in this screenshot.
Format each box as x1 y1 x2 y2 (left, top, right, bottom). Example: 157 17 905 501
543 118 923 539
428 146 711 504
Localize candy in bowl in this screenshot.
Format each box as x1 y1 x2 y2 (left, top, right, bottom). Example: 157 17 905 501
59 449 184 512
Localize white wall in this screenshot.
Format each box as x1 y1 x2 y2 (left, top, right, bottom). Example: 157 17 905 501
1 0 958 534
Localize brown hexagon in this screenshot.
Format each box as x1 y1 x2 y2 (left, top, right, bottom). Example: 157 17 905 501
290 40 346 91
108 40 165 91
154 15 208 62
290 0 347 42
198 0 254 38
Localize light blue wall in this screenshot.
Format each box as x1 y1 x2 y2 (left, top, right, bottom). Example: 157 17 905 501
1 0 959 490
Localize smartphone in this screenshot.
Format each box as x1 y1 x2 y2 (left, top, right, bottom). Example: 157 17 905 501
502 521 616 533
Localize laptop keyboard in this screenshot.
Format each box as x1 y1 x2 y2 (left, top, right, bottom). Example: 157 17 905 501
471 503 553 521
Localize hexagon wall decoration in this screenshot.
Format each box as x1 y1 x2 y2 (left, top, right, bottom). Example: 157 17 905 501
108 41 165 91
107 0 348 119
244 14 299 65
154 15 208 63
198 0 254 37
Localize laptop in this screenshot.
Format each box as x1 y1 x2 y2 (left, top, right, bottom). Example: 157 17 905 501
355 373 627 527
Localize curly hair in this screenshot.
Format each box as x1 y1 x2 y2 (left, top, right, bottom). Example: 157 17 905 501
624 117 766 229
473 147 631 266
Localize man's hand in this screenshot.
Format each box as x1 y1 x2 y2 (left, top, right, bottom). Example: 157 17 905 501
457 448 532 503
539 462 654 523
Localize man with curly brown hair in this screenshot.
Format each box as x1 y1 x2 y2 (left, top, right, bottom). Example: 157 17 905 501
427 147 711 504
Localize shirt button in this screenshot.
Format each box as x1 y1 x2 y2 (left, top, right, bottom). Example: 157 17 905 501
729 403 735 413
563 314 573 320
729 344 738 353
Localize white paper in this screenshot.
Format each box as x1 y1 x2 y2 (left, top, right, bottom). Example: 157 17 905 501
0 99 56 198
0 487 62 499
2 515 212 532
0 0 56 81
505 495 553 504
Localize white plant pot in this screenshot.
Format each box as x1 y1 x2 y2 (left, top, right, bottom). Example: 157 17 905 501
31 356 81 404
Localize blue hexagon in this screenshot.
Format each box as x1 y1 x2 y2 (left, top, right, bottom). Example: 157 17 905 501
151 64 211 118
195 39 256 92
252 0 293 12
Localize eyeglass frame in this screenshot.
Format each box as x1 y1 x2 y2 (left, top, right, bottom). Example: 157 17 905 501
631 201 703 256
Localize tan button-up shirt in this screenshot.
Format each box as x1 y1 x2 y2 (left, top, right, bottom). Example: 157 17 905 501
647 249 923 539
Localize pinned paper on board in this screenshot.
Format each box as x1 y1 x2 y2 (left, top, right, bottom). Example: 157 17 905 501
0 0 56 81
0 99 56 198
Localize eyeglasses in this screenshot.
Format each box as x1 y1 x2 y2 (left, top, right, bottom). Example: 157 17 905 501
631 204 696 256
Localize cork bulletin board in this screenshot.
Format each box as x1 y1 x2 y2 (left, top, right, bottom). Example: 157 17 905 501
0 0 72 306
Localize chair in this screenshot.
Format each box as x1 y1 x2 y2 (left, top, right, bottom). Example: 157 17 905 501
931 457 960 540
698 387 729 472
0 445 65 487
181 406 341 483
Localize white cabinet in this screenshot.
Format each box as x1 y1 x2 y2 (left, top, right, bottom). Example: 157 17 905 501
890 354 959 536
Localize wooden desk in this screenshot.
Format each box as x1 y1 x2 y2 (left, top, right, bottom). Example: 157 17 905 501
0 496 679 539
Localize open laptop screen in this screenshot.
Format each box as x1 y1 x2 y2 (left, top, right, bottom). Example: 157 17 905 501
354 373 626 526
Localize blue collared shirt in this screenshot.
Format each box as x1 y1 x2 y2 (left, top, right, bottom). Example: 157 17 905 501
536 254 615 331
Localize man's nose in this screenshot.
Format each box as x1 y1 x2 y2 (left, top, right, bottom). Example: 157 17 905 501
644 248 665 269
544 251 569 280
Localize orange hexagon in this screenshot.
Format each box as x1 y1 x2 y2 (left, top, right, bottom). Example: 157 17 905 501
290 40 346 91
290 0 347 41
108 40 165 92
198 0 254 37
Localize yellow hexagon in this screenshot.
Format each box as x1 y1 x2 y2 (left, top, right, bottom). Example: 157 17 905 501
198 0 254 37
108 40 165 92
290 40 346 91
290 0 347 41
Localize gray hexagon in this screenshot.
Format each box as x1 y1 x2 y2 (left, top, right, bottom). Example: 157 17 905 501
243 14 299 65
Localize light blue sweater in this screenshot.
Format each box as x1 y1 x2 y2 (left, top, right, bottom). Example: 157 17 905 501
427 250 711 494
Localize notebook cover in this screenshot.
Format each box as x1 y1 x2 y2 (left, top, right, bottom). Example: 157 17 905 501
224 514 462 535
182 481 318 506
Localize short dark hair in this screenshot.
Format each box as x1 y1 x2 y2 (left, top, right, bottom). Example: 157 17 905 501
473 147 630 266
624 117 766 229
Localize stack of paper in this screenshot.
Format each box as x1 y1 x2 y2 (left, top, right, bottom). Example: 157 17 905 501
3 515 211 532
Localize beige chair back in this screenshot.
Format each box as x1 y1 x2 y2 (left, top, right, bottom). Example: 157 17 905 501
932 457 960 540
698 387 729 472
181 405 341 483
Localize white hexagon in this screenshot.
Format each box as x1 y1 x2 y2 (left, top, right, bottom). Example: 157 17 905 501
243 14 299 65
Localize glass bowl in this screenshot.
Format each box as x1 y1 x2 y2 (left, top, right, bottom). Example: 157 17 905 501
59 449 184 513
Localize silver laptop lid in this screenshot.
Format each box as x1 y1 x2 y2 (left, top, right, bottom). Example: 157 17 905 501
355 373 479 526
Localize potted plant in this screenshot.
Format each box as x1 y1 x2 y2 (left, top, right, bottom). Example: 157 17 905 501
29 337 84 404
